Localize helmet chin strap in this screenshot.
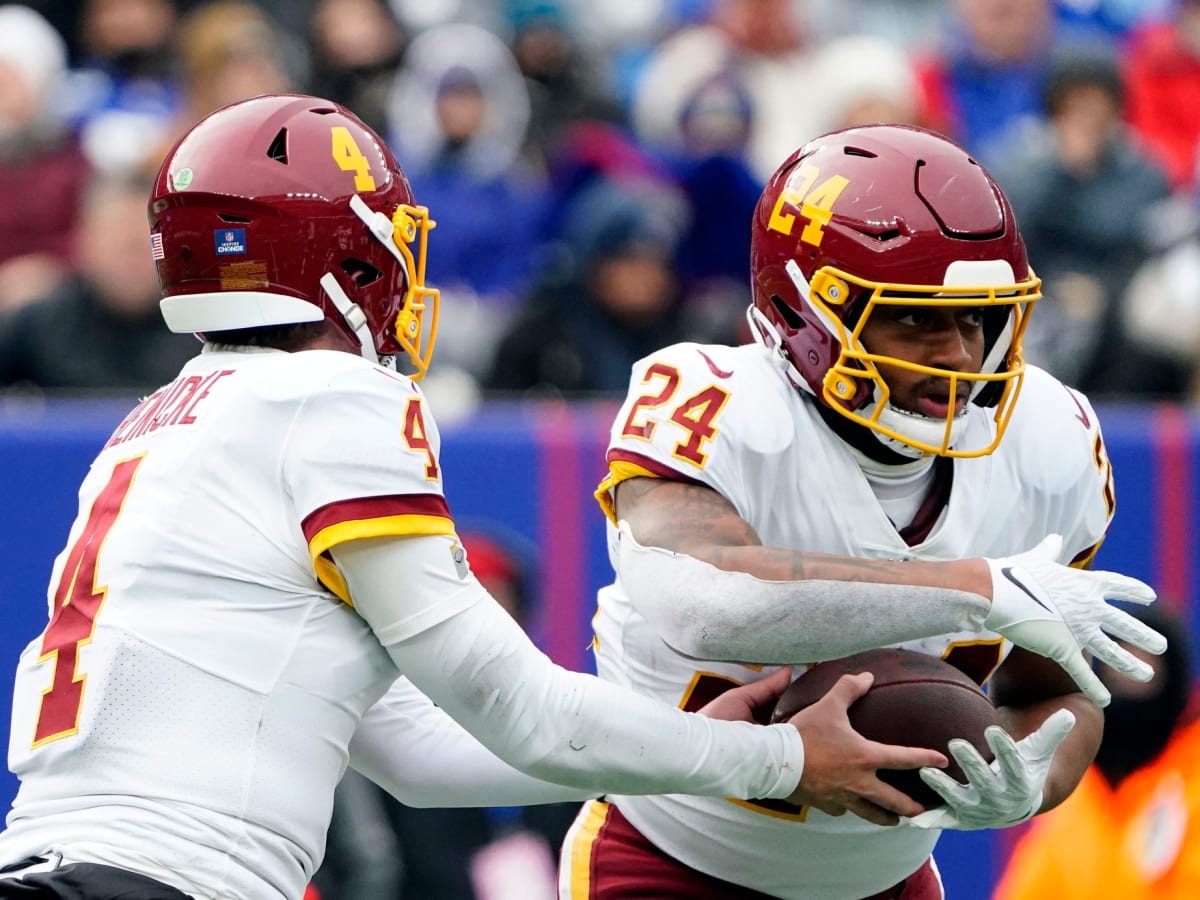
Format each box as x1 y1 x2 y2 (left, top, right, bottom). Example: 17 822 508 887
871 400 971 459
320 272 379 365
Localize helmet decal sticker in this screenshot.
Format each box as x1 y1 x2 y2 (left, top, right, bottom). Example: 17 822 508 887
766 163 850 247
214 229 247 256
219 261 269 290
331 126 377 192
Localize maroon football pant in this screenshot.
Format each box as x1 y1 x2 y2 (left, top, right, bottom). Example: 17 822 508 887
562 799 943 900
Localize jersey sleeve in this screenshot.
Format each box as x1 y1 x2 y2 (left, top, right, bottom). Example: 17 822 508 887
1062 385 1115 568
283 366 455 601
1010 368 1115 568
594 342 786 523
350 676 595 807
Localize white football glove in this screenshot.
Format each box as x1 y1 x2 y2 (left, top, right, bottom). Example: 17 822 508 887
908 708 1076 831
983 534 1166 707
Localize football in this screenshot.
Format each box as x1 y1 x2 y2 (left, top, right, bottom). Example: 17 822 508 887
769 647 1000 809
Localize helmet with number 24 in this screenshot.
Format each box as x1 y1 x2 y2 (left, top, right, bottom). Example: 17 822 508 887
148 93 439 377
748 124 1041 458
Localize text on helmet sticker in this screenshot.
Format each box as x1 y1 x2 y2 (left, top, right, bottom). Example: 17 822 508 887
214 228 247 255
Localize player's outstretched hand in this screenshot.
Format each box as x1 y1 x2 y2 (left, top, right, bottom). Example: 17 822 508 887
908 708 1075 831
983 534 1167 707
782 673 948 826
694 666 793 723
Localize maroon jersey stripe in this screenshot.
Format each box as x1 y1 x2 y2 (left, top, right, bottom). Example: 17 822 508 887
301 493 451 543
605 449 706 485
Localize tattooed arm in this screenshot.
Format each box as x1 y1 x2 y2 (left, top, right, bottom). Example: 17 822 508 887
609 477 999 663
614 477 991 596
612 476 1161 711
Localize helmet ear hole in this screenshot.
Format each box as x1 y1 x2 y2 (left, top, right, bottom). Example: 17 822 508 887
340 258 382 287
770 294 803 329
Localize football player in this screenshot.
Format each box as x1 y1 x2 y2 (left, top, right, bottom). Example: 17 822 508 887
563 123 1169 899
0 96 948 900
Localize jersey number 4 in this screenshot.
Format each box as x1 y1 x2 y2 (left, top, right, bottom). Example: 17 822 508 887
33 456 143 746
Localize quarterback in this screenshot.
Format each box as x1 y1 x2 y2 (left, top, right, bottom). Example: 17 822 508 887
563 124 1169 899
0 98 950 900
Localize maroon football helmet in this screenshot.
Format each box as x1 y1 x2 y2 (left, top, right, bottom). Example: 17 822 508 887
148 94 439 375
748 124 1041 457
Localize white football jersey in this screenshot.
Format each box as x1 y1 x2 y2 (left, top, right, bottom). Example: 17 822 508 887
590 341 1113 899
0 346 461 900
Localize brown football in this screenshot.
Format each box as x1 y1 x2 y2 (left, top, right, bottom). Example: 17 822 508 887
770 647 1000 809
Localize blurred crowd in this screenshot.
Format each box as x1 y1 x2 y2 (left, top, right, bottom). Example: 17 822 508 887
3 0 1200 412
4 5 1200 900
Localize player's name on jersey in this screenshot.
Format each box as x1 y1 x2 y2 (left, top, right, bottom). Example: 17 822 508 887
105 369 235 449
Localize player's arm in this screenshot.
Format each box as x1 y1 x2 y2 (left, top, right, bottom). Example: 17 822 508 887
350 667 870 811
613 477 1165 706
616 475 994 592
333 534 947 823
614 477 995 667
988 648 1102 813
907 648 1101 832
349 676 598 808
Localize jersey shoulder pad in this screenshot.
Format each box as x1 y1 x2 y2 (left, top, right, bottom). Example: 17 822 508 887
284 354 443 497
609 342 795 479
1003 365 1110 498
289 353 425 424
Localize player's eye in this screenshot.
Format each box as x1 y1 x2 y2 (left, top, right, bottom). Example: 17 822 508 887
958 307 986 328
893 310 928 328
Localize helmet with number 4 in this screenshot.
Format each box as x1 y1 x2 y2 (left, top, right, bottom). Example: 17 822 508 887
148 93 439 376
748 124 1041 458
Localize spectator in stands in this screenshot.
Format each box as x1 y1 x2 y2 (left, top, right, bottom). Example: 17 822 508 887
814 33 920 131
817 0 944 48
0 5 90 312
504 0 626 172
1053 0 1171 38
0 169 196 391
386 22 548 382
990 47 1173 396
993 606 1200 900
1124 0 1200 193
308 0 406 136
663 68 762 346
1116 190 1200 400
171 2 297 137
913 0 1107 167
485 177 688 397
67 0 181 175
630 0 823 181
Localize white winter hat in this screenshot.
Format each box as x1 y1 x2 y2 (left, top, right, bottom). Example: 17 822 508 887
0 5 67 102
